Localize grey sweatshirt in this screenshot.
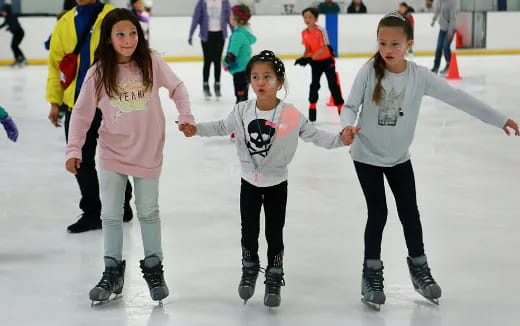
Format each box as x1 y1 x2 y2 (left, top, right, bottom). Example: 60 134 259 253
340 61 508 167
196 99 344 187
432 0 457 33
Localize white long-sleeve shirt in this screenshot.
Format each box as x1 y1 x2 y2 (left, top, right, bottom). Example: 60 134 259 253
340 61 508 167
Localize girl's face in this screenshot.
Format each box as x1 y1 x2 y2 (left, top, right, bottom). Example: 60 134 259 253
110 20 139 63
377 26 413 70
229 12 237 26
398 5 407 15
250 62 282 101
303 11 317 27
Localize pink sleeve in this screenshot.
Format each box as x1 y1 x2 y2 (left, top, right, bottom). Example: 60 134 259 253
154 54 195 125
65 68 99 161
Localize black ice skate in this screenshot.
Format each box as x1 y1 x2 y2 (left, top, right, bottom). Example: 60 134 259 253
140 255 169 305
214 82 222 100
264 267 285 308
309 107 317 122
238 259 261 304
407 255 441 305
361 259 386 311
89 257 125 305
203 82 212 100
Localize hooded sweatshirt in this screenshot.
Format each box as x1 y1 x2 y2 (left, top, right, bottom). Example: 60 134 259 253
0 4 23 33
432 0 457 33
223 25 257 74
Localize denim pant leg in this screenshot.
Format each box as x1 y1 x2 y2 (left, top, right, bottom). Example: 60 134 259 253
100 169 127 261
442 32 454 65
433 30 447 69
134 176 163 260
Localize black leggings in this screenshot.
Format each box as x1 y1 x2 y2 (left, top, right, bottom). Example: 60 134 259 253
232 71 248 103
354 160 425 259
240 179 287 267
201 31 224 83
309 57 343 106
11 29 25 61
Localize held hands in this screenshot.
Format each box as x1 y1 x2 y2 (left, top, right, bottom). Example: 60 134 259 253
66 158 81 174
340 126 361 146
176 121 197 137
0 116 18 142
294 56 312 67
502 119 520 136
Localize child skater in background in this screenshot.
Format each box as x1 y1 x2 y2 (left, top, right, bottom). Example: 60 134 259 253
398 2 415 59
295 7 343 122
223 4 256 103
341 12 519 310
65 9 195 305
183 50 351 308
0 105 19 142
0 3 26 67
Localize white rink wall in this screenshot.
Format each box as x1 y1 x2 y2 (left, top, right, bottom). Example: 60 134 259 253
0 12 519 61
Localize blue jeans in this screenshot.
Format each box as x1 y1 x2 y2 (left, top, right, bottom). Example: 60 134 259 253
433 29 453 69
100 169 163 261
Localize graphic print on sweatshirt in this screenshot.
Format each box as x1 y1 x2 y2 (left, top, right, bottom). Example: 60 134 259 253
246 118 276 158
378 87 405 126
109 79 151 118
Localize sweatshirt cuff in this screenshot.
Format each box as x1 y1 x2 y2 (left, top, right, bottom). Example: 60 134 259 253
178 113 195 125
66 151 82 162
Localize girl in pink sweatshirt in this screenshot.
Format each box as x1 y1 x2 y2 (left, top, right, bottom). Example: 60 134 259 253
65 8 195 305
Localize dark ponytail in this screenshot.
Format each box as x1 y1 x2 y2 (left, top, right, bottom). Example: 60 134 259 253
371 12 413 105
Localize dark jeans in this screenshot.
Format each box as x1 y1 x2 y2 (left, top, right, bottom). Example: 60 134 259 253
354 160 425 260
65 109 132 218
11 29 25 61
233 71 248 103
201 31 225 83
433 29 453 69
240 179 287 267
309 57 344 106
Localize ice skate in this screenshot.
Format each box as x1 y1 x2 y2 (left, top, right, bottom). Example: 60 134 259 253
407 255 441 305
203 82 212 100
309 103 317 122
214 82 222 100
140 255 169 305
238 259 261 304
264 267 285 308
361 259 385 311
89 257 125 305
439 64 450 76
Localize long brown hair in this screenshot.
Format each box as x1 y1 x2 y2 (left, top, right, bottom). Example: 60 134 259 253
93 8 153 98
371 12 413 105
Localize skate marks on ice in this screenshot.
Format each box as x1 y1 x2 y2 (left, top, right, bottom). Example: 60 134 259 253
90 291 171 309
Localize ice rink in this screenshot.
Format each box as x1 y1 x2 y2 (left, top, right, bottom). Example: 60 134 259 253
0 55 519 326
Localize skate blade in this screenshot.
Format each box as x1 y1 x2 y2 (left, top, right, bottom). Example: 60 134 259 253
90 294 123 307
361 298 381 311
414 289 440 305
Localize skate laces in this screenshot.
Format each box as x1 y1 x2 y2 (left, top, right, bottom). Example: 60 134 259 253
240 263 262 287
411 263 436 287
96 267 121 290
364 267 384 291
142 263 165 288
264 269 285 294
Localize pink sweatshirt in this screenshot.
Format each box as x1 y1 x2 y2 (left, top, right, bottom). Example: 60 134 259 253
66 52 195 178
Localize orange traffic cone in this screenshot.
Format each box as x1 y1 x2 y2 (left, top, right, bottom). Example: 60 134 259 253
445 52 462 80
326 72 343 106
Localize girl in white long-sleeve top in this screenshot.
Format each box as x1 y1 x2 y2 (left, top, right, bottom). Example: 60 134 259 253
340 12 519 309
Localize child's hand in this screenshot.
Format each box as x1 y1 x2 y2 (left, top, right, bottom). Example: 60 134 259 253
66 158 81 174
176 121 197 137
340 126 361 145
503 119 520 136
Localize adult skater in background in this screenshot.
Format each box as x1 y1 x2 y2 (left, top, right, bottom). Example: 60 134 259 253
341 12 519 310
430 0 457 75
0 105 18 142
189 0 233 100
0 4 26 67
46 0 134 233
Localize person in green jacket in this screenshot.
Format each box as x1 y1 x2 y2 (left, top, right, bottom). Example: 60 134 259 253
0 105 18 142
223 4 256 103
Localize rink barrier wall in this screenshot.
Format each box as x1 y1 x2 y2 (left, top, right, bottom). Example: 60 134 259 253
0 12 518 65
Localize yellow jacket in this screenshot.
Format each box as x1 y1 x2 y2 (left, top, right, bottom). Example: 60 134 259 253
45 4 114 108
